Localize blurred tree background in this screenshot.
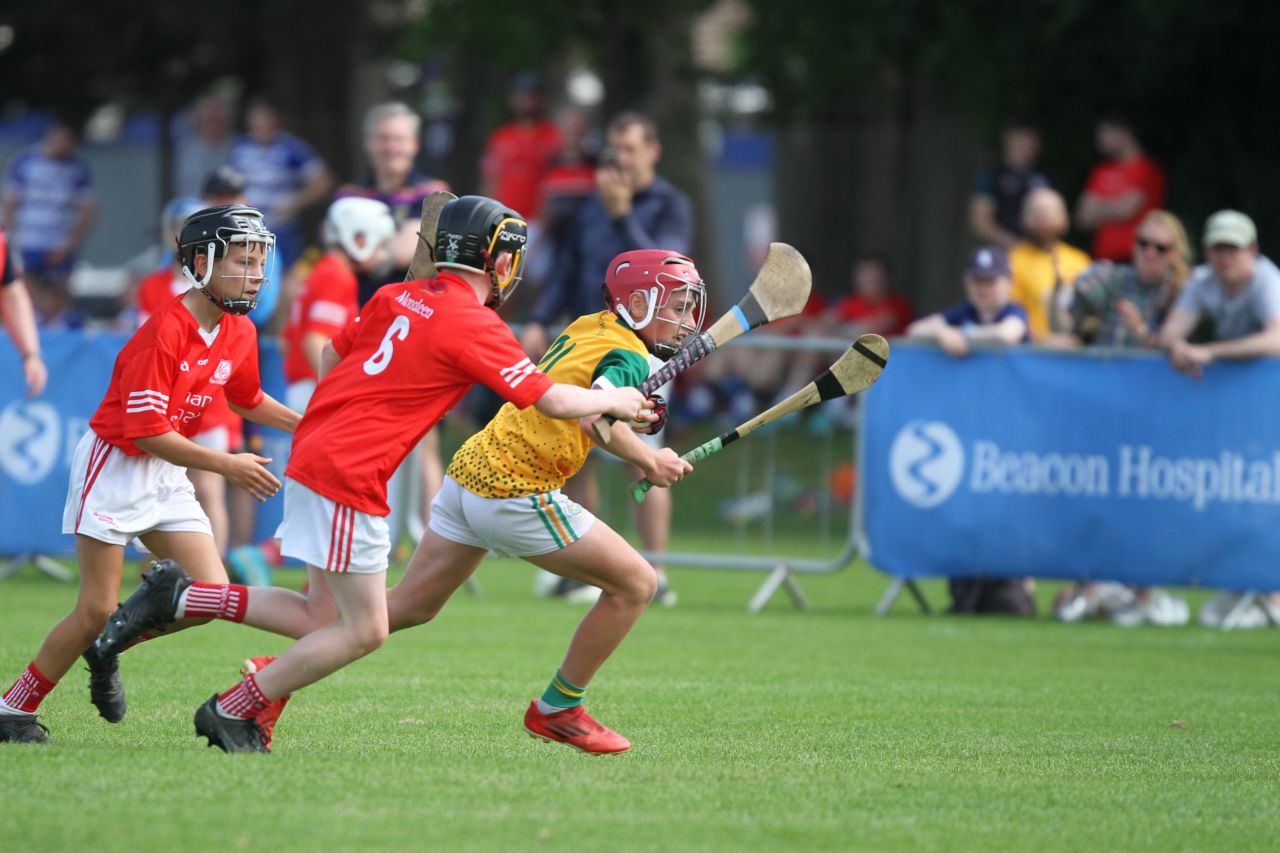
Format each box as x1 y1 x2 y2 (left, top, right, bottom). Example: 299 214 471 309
1 0 1274 310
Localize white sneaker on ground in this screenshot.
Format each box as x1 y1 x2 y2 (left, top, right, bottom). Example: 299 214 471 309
1110 588 1189 627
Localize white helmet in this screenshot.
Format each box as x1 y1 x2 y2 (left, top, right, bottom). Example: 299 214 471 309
323 197 396 263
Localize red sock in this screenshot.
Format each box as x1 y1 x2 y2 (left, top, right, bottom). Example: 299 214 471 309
2 663 56 713
216 672 269 719
178 583 248 621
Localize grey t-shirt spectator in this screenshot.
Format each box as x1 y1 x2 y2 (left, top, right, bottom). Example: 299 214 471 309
1173 256 1280 341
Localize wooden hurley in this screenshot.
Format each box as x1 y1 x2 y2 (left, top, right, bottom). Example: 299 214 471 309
630 334 891 502
593 241 813 444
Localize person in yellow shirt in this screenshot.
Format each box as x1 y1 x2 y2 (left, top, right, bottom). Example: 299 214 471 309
1008 187 1091 342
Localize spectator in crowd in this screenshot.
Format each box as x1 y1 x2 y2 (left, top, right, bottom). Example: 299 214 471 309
334 101 452 541
833 254 915 338
521 111 693 357
227 99 334 268
480 72 562 231
969 120 1050 248
906 246 1029 357
173 95 235 199
335 101 451 303
728 253 913 424
1157 210 1280 628
907 246 1034 615
532 105 599 280
521 111 693 605
0 227 48 398
1075 117 1166 263
1068 210 1191 349
1009 187 1091 342
1052 210 1194 626
2 119 97 327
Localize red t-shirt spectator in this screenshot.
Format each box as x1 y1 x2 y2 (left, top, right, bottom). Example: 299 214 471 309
481 120 563 220
1084 155 1166 262
832 292 914 336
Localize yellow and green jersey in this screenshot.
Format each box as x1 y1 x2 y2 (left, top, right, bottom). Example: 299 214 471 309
448 311 650 498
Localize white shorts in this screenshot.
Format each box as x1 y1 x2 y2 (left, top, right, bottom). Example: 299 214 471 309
285 379 315 414
428 475 596 559
275 477 390 574
191 425 231 453
62 430 212 546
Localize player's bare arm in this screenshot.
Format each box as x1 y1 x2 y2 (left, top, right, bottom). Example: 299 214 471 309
132 431 280 501
229 394 301 433
533 383 653 423
318 340 343 379
587 417 690 487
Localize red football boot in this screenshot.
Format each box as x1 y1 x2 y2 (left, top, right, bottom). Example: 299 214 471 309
240 656 293 750
523 701 632 755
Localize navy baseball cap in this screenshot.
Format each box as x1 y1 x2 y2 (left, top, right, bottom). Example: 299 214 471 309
966 246 1011 279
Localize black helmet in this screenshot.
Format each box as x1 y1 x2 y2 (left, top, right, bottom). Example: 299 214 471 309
177 204 276 315
434 195 527 309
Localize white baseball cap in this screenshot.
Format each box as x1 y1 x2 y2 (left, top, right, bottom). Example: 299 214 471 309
1203 210 1257 248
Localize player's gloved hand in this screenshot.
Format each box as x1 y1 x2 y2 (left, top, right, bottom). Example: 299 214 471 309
631 393 667 435
223 453 282 502
644 447 692 488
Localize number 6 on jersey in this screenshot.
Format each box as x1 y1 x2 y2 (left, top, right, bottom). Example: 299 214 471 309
363 315 411 375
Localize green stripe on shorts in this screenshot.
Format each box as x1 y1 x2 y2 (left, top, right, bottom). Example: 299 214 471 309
529 495 566 548
550 498 580 544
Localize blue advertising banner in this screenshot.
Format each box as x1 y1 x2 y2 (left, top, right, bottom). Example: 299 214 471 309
0 331 290 556
861 343 1280 592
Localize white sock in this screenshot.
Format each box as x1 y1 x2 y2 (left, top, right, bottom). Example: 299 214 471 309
0 697 23 716
535 699 571 715
174 587 193 618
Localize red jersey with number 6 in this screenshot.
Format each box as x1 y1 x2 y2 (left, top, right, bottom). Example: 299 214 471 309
286 273 554 515
89 297 264 456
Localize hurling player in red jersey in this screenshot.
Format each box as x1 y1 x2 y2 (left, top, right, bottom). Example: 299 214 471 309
136 197 245 560
0 205 301 744
281 197 396 411
92 196 654 752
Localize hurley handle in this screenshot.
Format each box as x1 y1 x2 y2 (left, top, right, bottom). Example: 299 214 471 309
630 434 730 503
593 332 717 444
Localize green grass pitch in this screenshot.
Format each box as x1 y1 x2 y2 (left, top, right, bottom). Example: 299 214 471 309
0 544 1276 851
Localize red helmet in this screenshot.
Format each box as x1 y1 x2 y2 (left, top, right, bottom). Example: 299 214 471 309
602 250 707 356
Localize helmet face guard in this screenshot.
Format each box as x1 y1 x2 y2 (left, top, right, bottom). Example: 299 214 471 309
603 251 707 357
484 215 528 308
178 206 276 316
434 196 528 311
646 273 706 357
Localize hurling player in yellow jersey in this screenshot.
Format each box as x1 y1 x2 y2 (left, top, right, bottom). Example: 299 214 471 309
388 249 700 753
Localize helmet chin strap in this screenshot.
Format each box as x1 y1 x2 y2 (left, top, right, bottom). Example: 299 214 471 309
199 286 257 316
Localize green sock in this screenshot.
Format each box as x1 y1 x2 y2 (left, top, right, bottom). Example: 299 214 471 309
539 669 587 710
